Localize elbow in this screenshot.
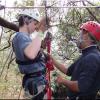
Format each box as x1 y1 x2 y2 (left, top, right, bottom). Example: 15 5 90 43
24 50 38 60
24 44 41 60
26 53 37 60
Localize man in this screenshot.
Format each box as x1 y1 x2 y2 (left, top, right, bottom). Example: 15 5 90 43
12 9 49 99
51 21 100 100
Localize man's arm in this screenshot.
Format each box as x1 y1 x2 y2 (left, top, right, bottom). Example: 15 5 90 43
56 75 79 92
51 56 68 74
62 79 79 92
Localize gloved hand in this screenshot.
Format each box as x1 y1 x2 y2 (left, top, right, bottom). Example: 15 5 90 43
31 31 43 39
37 31 44 38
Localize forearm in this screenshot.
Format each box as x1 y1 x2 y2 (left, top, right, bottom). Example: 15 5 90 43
52 57 67 74
24 35 42 59
62 79 79 92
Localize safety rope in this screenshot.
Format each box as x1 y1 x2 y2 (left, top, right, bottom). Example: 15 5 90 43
44 0 54 99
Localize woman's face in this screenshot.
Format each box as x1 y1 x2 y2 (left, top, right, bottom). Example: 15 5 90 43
28 19 39 34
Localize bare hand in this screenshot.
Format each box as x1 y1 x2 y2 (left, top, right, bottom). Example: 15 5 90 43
55 74 64 84
37 17 51 32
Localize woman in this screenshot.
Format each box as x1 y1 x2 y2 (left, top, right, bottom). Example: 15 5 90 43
12 9 49 99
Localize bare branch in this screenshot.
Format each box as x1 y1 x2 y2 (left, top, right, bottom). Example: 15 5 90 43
0 17 19 31
0 50 13 77
82 1 100 22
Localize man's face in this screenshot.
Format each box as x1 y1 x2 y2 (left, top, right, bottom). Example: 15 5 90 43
76 30 89 49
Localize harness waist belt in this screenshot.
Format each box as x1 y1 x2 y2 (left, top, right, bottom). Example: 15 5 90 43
25 70 46 78
16 59 43 65
22 70 46 88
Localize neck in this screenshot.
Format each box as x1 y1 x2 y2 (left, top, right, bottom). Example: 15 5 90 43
19 25 30 35
81 44 97 50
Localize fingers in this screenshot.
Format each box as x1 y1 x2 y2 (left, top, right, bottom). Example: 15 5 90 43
55 74 63 84
37 17 51 32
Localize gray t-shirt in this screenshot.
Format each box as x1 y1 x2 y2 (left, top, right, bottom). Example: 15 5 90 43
12 32 46 74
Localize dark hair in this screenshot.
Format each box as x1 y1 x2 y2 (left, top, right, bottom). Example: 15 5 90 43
18 15 32 27
18 16 25 27
18 15 36 27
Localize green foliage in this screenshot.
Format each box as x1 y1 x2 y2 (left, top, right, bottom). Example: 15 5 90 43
52 84 68 99
51 2 100 99
0 0 100 99
54 6 100 61
14 0 34 7
0 0 35 99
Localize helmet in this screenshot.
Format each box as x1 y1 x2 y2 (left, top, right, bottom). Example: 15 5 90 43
80 21 100 41
18 9 40 22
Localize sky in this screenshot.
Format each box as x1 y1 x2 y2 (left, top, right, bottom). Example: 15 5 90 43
1 0 16 6
0 0 41 6
0 0 100 36
0 0 100 7
0 0 100 26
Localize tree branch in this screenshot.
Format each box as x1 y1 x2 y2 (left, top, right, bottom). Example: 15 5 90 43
82 1 100 22
0 17 19 31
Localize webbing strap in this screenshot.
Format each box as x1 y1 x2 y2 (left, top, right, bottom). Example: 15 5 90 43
16 59 42 65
